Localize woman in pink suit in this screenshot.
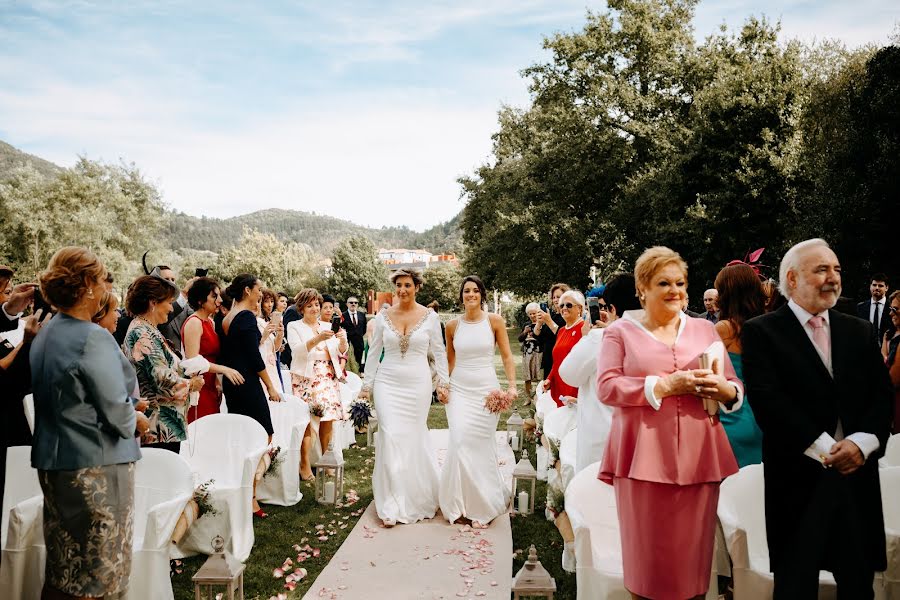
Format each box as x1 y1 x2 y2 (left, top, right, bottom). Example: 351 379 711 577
597 246 743 600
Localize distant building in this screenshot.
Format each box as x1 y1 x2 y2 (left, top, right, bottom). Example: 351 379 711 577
377 248 459 270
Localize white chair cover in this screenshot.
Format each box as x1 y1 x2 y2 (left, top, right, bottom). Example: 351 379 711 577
877 466 900 599
536 445 549 482
880 434 900 468
2 446 40 550
0 495 45 599
23 394 34 434
566 462 719 599
129 448 194 600
178 413 268 561
543 404 577 445
559 428 578 491
256 395 308 506
2 449 193 600
718 463 837 599
535 387 557 419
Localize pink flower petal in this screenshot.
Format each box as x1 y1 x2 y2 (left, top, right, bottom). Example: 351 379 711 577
273 567 284 578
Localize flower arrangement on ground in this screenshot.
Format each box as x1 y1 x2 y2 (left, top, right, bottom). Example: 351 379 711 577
263 445 284 479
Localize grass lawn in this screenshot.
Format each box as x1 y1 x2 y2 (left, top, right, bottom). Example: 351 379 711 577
171 327 575 599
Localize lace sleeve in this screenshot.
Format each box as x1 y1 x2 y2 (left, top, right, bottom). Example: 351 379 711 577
362 314 384 392
428 313 449 388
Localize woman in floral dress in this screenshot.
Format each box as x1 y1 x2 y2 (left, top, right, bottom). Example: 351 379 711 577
124 276 202 452
287 288 348 480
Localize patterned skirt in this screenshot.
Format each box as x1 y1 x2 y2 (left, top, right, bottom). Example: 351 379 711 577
39 463 135 598
292 360 345 422
523 351 543 383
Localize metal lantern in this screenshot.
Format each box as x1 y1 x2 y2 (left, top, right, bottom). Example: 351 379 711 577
366 414 379 448
314 440 344 506
192 535 245 600
511 448 537 515
511 544 556 599
506 410 524 451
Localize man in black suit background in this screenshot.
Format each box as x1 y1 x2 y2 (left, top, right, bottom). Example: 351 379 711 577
342 296 367 368
742 238 893 599
856 273 894 347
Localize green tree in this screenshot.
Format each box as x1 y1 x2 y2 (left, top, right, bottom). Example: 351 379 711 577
0 158 164 280
214 227 317 293
417 263 463 309
327 237 389 302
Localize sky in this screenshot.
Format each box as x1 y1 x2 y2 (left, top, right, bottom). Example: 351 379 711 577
0 1 896 231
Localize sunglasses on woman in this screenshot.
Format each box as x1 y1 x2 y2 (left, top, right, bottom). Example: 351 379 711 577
560 302 579 309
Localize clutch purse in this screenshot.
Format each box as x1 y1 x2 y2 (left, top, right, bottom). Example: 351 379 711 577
698 341 725 416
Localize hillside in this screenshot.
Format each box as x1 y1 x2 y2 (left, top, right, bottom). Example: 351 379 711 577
164 208 462 255
0 140 62 179
0 139 462 255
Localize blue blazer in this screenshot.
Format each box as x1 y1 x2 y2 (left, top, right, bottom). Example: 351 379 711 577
30 313 141 471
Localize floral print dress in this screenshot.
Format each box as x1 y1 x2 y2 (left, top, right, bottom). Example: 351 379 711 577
124 319 191 444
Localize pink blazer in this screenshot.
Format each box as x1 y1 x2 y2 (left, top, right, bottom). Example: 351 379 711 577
597 315 740 485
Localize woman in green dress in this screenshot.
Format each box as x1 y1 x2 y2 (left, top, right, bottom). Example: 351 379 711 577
714 263 765 467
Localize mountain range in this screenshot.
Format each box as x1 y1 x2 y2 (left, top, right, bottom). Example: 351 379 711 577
0 140 462 255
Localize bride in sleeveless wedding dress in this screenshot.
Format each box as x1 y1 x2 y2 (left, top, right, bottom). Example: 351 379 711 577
360 269 449 526
439 276 517 527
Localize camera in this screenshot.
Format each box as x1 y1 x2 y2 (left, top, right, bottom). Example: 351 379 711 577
331 315 342 333
587 297 601 324
194 268 209 278
32 288 56 316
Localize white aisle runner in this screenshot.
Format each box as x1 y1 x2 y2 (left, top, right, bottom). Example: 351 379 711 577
303 430 515 600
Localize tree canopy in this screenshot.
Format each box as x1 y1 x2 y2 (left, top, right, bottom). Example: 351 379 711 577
460 0 897 297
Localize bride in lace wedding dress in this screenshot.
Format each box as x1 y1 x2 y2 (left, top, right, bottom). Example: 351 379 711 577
360 269 449 526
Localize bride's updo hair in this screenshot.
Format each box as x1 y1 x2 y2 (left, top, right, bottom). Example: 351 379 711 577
39 246 107 311
458 275 487 307
390 268 424 288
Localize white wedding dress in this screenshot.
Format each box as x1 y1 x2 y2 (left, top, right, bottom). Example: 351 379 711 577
439 317 509 525
363 310 448 524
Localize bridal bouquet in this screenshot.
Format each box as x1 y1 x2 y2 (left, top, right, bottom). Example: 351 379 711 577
484 389 516 414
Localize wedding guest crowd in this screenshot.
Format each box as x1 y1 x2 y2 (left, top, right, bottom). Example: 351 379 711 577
2 234 896 599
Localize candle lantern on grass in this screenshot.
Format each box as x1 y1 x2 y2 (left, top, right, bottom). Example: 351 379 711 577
511 448 537 515
314 440 344 506
192 535 245 600
506 410 524 451
366 414 379 448
511 544 556 599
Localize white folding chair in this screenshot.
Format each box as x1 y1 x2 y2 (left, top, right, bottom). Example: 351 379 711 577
718 464 837 599
876 466 900 599
2 446 40 550
179 413 268 561
257 395 308 506
880 434 900 468
127 448 194 600
559 428 578 491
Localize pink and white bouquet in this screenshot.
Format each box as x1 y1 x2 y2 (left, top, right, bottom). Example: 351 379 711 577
484 389 516 414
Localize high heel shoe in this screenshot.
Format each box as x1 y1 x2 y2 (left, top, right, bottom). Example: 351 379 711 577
253 509 268 519
300 472 315 482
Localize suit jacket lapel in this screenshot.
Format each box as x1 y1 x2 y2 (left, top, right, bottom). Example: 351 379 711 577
828 310 849 385
776 304 833 381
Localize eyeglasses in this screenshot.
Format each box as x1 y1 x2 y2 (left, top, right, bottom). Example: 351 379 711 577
598 304 609 311
347 302 358 305
560 302 578 309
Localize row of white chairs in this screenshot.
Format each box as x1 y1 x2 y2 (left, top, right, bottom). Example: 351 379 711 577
3 369 365 599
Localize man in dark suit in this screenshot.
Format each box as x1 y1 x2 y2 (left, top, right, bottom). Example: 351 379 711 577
856 273 893 347
743 239 893 599
342 296 367 368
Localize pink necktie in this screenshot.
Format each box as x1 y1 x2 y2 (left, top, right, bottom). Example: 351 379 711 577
808 315 830 359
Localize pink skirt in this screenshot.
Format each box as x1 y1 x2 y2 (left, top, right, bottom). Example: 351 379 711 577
613 477 719 600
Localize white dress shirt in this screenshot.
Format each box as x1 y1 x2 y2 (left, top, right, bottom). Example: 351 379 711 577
787 299 880 461
870 298 884 326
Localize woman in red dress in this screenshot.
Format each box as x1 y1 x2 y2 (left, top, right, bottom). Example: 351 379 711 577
181 277 245 422
541 289 589 407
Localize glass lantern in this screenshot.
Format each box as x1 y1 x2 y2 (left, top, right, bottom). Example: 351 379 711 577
366 414 379 448
511 448 537 515
512 544 556 599
506 410 524 451
192 535 245 600
314 440 344 506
